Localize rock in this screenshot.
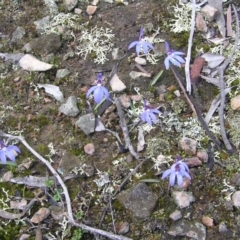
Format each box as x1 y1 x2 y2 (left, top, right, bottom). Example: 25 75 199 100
232 191 240 207
2 171 13 182
179 137 197 155
230 173 240 186
11 26 25 43
76 113 96 135
29 33 61 55
19 54 53 71
44 0 58 15
84 143 95 155
59 96 80 116
86 5 97 17
197 150 208 162
130 95 142 102
196 12 207 32
218 222 229 233
230 95 240 110
110 73 126 92
49 206 67 221
56 68 71 79
169 210 182 221
185 157 202 167
63 0 78 11
173 90 180 97
74 8 82 14
135 57 147 65
119 94 131 108
201 4 218 22
92 0 99 5
129 71 151 80
59 152 84 176
168 219 206 240
34 16 51 34
117 183 158 220
116 222 129 234
112 48 119 60
172 191 195 208
202 215 214 227
30 207 50 223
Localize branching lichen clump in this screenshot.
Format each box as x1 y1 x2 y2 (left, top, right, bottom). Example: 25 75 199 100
168 0 192 33
42 13 82 35
75 26 114 64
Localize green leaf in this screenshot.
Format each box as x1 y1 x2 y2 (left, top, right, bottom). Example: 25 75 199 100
140 179 161 183
150 70 163 87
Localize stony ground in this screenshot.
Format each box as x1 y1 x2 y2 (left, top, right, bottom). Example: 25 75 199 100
1 0 240 240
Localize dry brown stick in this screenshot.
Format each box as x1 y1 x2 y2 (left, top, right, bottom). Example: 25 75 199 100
114 97 140 160
170 65 221 150
217 4 239 152
0 132 132 240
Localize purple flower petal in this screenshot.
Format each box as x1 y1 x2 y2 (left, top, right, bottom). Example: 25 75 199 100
0 151 6 164
162 169 173 179
86 86 98 99
8 145 21 153
128 41 138 50
165 41 170 52
164 57 170 70
176 173 183 187
94 86 103 103
145 112 152 125
102 86 110 100
169 172 176 186
169 57 181 67
174 55 186 63
6 150 16 162
136 44 141 55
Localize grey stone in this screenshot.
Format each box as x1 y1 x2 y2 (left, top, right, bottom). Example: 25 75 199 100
63 0 78 11
117 183 158 220
44 0 59 15
34 16 50 34
169 210 182 221
59 96 80 116
172 191 195 208
76 113 96 135
179 137 197 155
11 27 25 43
232 191 240 207
29 33 61 55
168 219 206 240
56 69 71 79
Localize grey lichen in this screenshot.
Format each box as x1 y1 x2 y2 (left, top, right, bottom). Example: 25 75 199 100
75 26 114 64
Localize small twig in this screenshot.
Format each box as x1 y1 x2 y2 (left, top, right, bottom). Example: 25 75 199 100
217 4 239 153
170 65 221 150
185 0 207 94
114 97 140 160
0 132 132 240
109 200 116 234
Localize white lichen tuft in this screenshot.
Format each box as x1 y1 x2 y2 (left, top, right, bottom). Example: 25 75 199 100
42 13 82 35
75 26 114 64
168 0 192 33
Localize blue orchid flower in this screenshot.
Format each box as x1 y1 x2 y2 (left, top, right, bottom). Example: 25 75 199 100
162 156 191 187
140 100 161 125
128 27 154 55
0 140 21 164
164 41 185 70
86 73 110 104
